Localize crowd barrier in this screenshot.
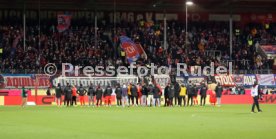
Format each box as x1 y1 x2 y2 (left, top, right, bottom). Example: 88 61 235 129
1 74 276 106
1 74 276 89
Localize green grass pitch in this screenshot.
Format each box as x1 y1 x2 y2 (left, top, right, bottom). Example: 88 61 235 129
0 105 275 139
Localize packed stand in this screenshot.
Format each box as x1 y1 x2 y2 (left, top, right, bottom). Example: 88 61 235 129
0 18 275 74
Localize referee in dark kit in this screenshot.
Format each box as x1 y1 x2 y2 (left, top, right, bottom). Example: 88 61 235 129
251 82 262 113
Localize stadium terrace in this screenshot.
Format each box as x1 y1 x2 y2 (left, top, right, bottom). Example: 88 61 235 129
0 0 276 139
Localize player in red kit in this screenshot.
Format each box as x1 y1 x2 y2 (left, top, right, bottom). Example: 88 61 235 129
77 84 87 106
104 85 113 107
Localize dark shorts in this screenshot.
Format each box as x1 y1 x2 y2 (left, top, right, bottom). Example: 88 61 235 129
96 97 102 100
65 96 72 100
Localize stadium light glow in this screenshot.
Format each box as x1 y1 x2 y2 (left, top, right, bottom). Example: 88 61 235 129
184 0 194 53
186 1 194 6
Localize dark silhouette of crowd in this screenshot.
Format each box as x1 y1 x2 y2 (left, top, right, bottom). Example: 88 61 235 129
0 17 275 75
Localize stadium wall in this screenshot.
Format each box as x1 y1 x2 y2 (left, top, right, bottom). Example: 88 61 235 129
1 95 276 106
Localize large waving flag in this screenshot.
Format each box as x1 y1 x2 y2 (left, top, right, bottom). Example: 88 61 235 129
120 36 145 63
57 14 72 32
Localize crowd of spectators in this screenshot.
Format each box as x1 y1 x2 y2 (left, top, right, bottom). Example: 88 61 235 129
0 17 275 75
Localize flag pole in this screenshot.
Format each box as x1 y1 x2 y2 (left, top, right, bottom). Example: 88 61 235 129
23 2 26 51
95 13 97 48
38 0 41 52
163 10 167 50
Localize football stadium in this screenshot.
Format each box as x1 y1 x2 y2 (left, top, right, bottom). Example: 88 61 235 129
0 0 276 139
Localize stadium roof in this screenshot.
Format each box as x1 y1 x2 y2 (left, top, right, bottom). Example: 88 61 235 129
0 0 275 12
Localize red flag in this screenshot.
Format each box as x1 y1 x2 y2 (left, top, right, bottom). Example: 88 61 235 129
57 14 72 32
120 36 140 63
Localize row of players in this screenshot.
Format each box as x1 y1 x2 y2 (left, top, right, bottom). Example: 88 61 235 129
50 81 223 107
